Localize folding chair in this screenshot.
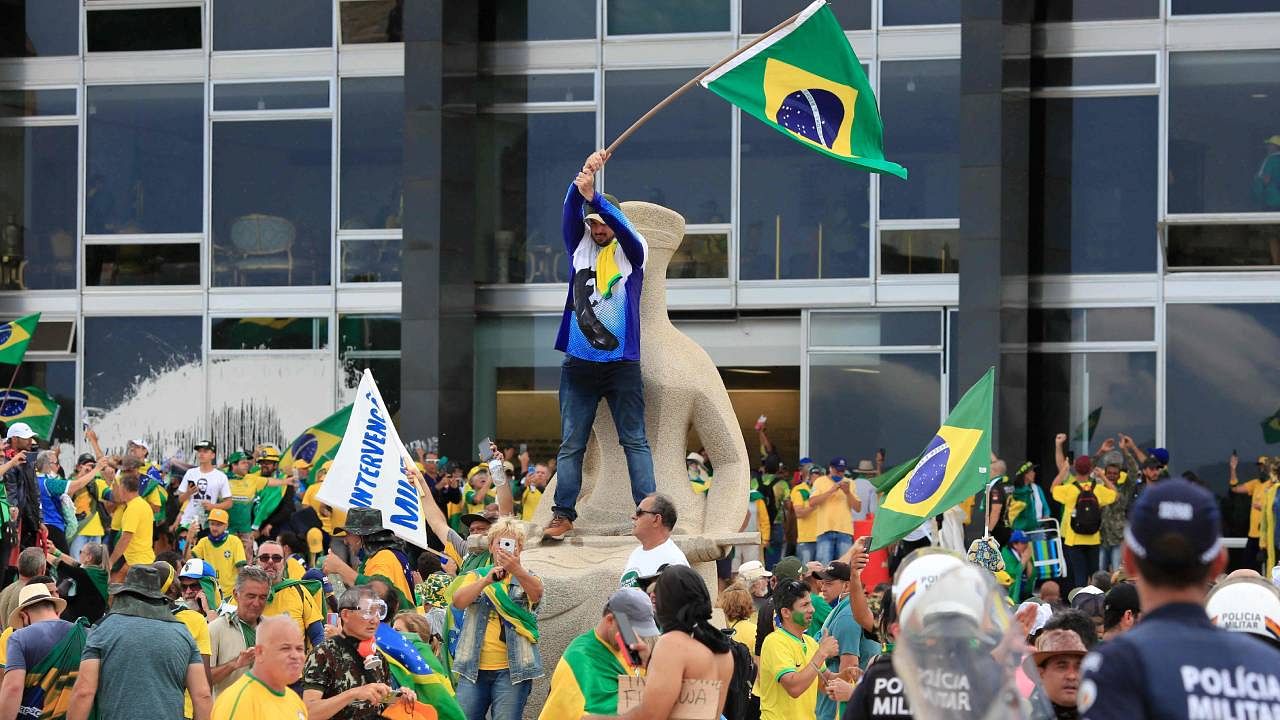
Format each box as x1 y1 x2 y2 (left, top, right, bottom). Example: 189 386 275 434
1025 518 1067 581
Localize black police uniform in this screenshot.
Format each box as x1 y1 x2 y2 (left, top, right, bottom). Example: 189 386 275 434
845 652 911 719
1080 602 1280 719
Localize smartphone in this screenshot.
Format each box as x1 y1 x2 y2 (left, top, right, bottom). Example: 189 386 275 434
479 438 494 461
519 442 528 456
327 612 339 627
614 611 644 667
497 537 516 553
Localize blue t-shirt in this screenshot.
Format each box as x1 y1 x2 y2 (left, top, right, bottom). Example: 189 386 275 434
37 475 69 530
816 594 863 720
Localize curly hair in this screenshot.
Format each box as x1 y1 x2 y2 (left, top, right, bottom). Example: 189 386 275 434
716 583 755 624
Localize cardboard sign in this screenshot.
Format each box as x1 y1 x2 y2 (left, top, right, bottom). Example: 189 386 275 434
615 675 721 720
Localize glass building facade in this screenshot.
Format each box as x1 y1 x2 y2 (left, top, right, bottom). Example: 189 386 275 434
2 0 1280 522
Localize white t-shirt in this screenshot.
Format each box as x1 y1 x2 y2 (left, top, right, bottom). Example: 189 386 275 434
620 537 689 587
851 477 879 522
179 467 231 526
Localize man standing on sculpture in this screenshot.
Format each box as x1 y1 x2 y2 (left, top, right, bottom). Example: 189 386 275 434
545 149 654 540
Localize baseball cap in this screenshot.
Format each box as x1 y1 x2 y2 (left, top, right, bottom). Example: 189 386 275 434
75 453 96 466
1145 447 1170 466
737 560 772 582
179 558 218 580
227 450 248 464
206 508 229 525
798 457 813 466
809 466 823 476
1124 478 1222 568
1141 456 1163 470
607 587 660 637
829 457 848 471
815 561 851 582
1015 461 1037 477
1008 529 1029 544
582 193 621 224
4 422 34 440
772 556 804 581
1073 455 1093 476
193 440 215 452
1103 582 1140 629
128 438 149 451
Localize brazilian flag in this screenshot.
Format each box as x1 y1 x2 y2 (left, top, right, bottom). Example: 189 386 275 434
1263 408 1280 444
699 1 906 179
0 386 60 441
869 368 994 550
281 404 353 485
0 313 39 365
375 624 465 720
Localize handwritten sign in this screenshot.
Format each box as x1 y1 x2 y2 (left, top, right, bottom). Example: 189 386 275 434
615 675 721 720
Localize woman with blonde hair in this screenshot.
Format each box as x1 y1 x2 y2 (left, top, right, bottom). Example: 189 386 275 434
716 583 759 658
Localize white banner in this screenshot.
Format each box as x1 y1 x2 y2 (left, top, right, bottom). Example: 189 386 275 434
316 369 429 549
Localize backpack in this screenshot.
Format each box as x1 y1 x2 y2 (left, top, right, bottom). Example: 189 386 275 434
721 632 758 720
1070 482 1103 536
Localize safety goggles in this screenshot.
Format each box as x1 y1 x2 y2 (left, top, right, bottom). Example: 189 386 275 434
343 598 388 621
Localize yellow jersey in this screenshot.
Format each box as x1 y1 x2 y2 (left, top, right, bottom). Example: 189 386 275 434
120 495 156 565
791 482 818 544
211 672 308 720
811 475 854 537
193 534 247 598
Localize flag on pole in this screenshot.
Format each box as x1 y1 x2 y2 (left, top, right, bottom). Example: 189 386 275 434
870 368 995 550
281 404 354 485
0 313 40 365
1072 406 1103 444
0 386 60 441
699 0 907 179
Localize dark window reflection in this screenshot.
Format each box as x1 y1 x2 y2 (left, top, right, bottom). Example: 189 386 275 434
212 120 332 287
0 126 77 290
84 316 201 413
87 8 202 52
211 317 328 351
339 314 400 351
476 112 595 284
1027 352 1157 467
85 244 200 286
340 77 403 231
341 239 402 283
668 233 727 279
882 0 960 25
740 111 869 280
86 84 203 235
808 353 940 465
1167 225 1280 267
1031 55 1156 88
1035 0 1159 21
340 0 403 43
479 0 595 41
340 314 400 416
213 0 332 51
606 70 731 223
881 229 959 274
343 356 400 416
742 0 870 32
1172 0 1280 13
1169 51 1280 214
0 89 76 118
1031 96 1157 274
480 74 594 105
10 361 75 444
214 82 330 111
0 0 78 58
880 60 960 220
607 0 728 34
1028 308 1154 343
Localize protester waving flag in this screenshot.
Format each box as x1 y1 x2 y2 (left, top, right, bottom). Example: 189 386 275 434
0 312 39 365
699 1 907 178
376 623 465 720
281 404 353 485
0 386 60 441
870 367 995 550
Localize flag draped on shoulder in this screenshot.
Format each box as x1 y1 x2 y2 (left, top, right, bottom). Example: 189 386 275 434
281 404 353 485
870 367 995 550
0 313 39 365
451 568 539 643
699 0 906 179
0 386 60 441
376 623 465 720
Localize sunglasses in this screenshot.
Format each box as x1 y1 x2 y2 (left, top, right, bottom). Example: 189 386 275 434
257 554 284 563
179 581 201 591
632 508 659 520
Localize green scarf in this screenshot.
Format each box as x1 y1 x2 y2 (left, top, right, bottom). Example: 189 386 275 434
84 566 110 602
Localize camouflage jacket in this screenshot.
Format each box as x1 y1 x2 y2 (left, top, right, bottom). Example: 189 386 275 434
301 633 391 720
1097 450 1142 547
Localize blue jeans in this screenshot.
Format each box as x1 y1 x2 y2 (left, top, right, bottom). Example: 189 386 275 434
456 669 531 720
554 357 655 521
797 542 816 563
1064 544 1100 594
816 531 852 565
1099 544 1122 573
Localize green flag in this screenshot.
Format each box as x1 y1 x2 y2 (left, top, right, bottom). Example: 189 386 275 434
1263 408 1280 444
698 0 907 179
1072 406 1103 444
0 312 39 365
0 386 60 441
870 368 995 551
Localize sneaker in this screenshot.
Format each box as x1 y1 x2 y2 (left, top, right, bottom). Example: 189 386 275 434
543 515 574 540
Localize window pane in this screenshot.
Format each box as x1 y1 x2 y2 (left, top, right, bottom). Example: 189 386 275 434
880 229 958 274
0 0 78 57
83 316 202 441
607 0 728 34
480 0 595 41
339 314 400 351
808 353 940 465
341 239 401 282
809 311 940 347
212 120 332 287
477 113 595 283
340 77 403 231
342 356 400 416
605 70 730 225
214 0 332 51
667 232 727 279
1031 96 1157 274
1035 0 1159 21
85 243 200 286
1172 0 1280 13
1027 352 1157 463
740 105 869 280
212 317 329 350
1169 51 1280 214
1031 55 1156 88
86 84 203 235
1167 224 1280 268
742 0 869 32
27 320 75 353
883 0 960 25
5 361 75 443
0 126 77 290
880 60 960 220
481 74 594 105
340 0 403 43
340 314 400 416
214 82 330 111
1028 307 1155 343
0 89 75 118
87 8 202 52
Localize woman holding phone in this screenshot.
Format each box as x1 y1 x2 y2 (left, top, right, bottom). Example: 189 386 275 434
450 516 544 720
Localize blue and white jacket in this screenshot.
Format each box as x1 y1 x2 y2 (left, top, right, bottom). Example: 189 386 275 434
554 183 648 362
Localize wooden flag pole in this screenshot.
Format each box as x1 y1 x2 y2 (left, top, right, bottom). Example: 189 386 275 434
604 8 805 156
2 361 21 398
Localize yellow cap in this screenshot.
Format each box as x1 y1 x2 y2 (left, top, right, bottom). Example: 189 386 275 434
294 458 313 470
307 527 325 554
207 508 229 525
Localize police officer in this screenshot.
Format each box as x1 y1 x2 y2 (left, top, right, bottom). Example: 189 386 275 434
1079 479 1280 719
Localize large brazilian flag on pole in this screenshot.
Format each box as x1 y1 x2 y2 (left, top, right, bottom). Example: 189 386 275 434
869 368 995 550
699 0 907 179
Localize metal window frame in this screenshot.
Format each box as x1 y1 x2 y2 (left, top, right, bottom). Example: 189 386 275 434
207 313 332 355
601 0 734 41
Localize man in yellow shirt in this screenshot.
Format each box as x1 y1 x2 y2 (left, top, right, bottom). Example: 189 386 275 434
224 451 258 548
521 463 549 521
1230 453 1274 571
211 615 308 720
1050 451 1117 594
810 457 861 565
757 579 839 720
323 508 418 613
190 508 247 598
791 469 820 563
109 461 155 581
256 540 325 650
